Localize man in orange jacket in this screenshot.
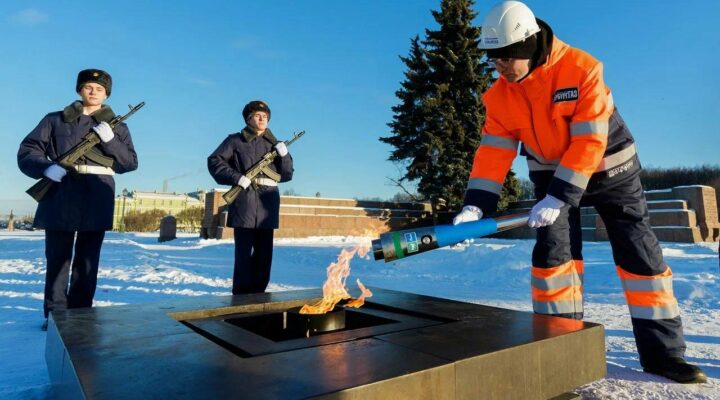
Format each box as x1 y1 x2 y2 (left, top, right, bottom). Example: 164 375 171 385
454 1 705 383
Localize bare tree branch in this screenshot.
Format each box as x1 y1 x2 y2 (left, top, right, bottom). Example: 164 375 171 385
385 176 420 202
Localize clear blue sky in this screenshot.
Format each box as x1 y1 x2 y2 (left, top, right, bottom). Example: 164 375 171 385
1 1 718 215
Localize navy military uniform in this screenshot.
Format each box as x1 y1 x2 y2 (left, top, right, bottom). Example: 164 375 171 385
17 69 138 319
208 114 293 294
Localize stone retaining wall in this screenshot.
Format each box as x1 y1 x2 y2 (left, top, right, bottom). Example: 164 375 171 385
201 186 719 243
497 185 719 243
201 191 432 239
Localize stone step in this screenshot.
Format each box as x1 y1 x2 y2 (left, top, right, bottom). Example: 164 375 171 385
649 209 697 227
490 225 535 239
208 214 422 239
509 199 536 208
279 204 429 218
493 226 648 241
581 209 697 228
512 200 689 212
644 189 674 201
581 214 599 227
280 195 431 211
276 227 381 238
500 207 531 215
581 228 597 242
279 214 414 232
583 226 703 243
580 207 597 215
647 200 688 210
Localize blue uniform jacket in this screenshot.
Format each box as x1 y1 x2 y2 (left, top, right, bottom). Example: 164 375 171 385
17 102 138 231
207 127 293 229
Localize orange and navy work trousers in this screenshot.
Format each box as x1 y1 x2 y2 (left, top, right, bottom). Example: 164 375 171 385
531 174 686 366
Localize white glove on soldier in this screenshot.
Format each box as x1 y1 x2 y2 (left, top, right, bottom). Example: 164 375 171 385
275 142 288 157
43 164 67 182
528 195 565 228
92 121 114 143
238 175 252 189
453 205 483 225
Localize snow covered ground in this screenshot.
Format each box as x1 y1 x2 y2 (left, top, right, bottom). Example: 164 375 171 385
1 230 719 399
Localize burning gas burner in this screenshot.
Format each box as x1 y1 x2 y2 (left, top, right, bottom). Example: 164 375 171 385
183 300 453 357
46 288 606 399
284 306 349 338
297 245 373 315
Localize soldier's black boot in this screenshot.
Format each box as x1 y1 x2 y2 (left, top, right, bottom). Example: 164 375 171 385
643 357 707 383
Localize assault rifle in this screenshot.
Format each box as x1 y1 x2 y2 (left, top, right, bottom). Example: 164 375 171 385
222 130 305 204
26 102 145 202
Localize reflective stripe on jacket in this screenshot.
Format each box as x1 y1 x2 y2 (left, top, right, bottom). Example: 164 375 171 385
465 36 638 211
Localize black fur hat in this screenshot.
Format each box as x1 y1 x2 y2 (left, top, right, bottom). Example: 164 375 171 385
76 69 112 96
242 100 271 121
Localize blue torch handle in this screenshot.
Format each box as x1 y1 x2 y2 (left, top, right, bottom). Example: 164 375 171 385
371 213 529 262
435 219 498 247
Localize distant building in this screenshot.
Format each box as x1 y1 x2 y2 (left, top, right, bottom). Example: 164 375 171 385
7 210 14 232
0 210 33 231
114 190 204 231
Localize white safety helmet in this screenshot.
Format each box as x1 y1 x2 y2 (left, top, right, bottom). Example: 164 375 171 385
479 1 541 49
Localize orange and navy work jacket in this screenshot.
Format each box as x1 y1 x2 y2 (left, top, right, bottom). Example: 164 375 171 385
464 37 639 212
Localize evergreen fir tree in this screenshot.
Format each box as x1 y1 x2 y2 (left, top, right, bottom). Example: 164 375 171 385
380 36 433 184
498 170 522 211
421 0 488 210
381 0 521 212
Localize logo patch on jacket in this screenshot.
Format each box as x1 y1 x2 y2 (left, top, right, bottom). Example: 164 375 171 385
608 160 634 178
553 88 579 103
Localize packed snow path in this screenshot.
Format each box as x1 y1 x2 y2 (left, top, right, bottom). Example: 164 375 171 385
1 231 718 399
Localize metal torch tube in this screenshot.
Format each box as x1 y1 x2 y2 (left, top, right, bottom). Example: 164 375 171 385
495 213 530 232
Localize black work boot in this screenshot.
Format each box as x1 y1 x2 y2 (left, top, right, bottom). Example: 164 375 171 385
643 357 707 383
41 319 48 331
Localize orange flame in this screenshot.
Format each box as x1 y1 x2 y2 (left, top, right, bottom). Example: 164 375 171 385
345 279 373 308
299 245 372 314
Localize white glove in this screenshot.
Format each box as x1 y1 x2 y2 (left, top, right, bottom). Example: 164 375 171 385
43 164 67 182
238 175 251 189
92 121 114 143
275 142 288 157
528 194 565 228
453 205 483 225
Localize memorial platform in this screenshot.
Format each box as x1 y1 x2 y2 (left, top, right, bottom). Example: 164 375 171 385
46 288 605 399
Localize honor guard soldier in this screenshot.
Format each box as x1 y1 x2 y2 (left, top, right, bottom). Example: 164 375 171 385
453 1 706 383
208 100 293 294
18 69 138 329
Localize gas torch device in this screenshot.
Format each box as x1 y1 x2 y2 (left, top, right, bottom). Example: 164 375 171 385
372 213 529 262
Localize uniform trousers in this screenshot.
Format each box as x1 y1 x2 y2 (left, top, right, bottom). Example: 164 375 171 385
233 228 274 294
44 230 105 318
532 174 686 366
